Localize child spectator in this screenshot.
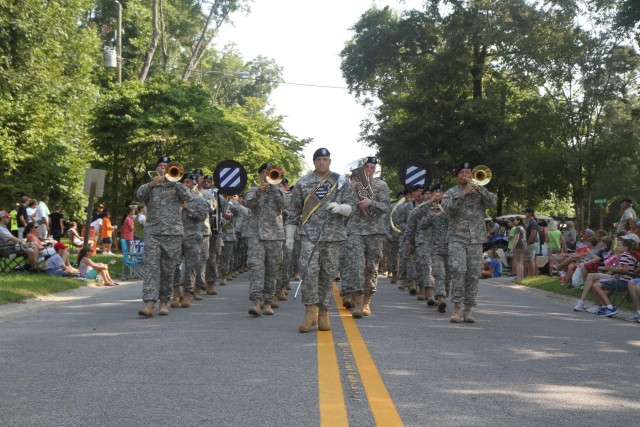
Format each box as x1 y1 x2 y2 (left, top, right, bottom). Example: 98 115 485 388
100 211 115 254
121 206 136 252
77 246 119 286
44 242 78 277
67 221 95 252
480 249 502 278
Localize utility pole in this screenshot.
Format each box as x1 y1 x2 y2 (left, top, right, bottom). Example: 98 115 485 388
116 1 122 84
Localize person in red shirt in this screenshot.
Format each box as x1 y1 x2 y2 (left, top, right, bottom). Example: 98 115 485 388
121 206 136 252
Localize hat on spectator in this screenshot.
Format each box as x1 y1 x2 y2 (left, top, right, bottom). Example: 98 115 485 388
582 228 595 236
621 234 640 243
363 156 377 165
620 198 633 205
15 202 20 207
54 242 67 251
456 161 471 175
258 162 273 173
313 148 330 160
0 210 11 218
156 156 171 166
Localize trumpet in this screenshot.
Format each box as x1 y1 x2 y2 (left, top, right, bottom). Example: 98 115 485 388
471 165 491 186
147 162 185 182
265 165 285 185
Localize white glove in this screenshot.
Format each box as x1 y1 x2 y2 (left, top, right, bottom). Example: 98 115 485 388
285 224 297 251
328 202 352 217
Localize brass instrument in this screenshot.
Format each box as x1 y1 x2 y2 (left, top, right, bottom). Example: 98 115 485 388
350 165 377 218
147 161 184 182
471 165 491 186
265 165 285 185
389 200 403 234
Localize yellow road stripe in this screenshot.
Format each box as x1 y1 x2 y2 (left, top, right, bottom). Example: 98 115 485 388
333 284 404 426
317 309 349 426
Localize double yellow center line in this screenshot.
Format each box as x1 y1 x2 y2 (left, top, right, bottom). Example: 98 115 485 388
317 283 403 426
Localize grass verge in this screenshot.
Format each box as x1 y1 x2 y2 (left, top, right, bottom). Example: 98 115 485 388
0 254 125 305
520 275 634 311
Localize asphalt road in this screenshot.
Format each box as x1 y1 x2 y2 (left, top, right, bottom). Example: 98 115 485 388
0 272 639 427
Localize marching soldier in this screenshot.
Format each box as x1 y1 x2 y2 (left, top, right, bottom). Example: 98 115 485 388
405 187 435 303
392 185 424 292
442 162 497 323
244 162 289 316
341 157 390 318
285 148 357 333
422 183 450 312
217 197 240 286
136 156 191 317
200 175 221 295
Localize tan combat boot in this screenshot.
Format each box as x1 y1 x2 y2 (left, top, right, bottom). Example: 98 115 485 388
181 292 191 308
248 300 262 316
426 287 436 306
220 276 227 286
138 301 155 317
436 295 447 313
192 285 203 301
342 293 353 309
293 272 301 281
463 304 476 323
262 301 274 315
206 283 217 295
450 302 462 323
228 272 235 281
390 272 397 284
352 293 364 318
298 305 318 333
318 308 331 331
362 292 373 316
417 286 426 301
170 287 181 308
408 279 417 295
398 279 408 290
278 288 287 301
271 298 279 309
158 301 169 316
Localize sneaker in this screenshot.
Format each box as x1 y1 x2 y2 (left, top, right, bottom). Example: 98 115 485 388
573 300 586 312
597 307 618 317
586 305 601 314
624 313 640 322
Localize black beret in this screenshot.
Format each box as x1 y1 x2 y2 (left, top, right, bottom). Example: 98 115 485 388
363 156 377 165
456 161 471 175
313 148 330 160
156 156 171 166
203 175 213 181
258 162 273 173
191 168 204 176
430 183 444 191
621 198 633 205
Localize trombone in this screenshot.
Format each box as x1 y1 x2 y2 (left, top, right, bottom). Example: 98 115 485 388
471 165 491 186
265 165 285 185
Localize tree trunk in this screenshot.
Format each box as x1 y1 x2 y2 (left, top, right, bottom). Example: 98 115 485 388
139 0 160 82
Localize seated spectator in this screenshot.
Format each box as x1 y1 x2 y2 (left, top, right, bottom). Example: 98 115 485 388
44 242 79 277
550 228 595 276
0 210 40 271
77 246 119 286
563 236 602 288
625 276 640 323
562 220 577 252
24 223 56 258
588 235 639 317
480 249 502 278
67 221 95 251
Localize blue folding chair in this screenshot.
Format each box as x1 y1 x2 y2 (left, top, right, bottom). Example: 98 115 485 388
120 239 142 280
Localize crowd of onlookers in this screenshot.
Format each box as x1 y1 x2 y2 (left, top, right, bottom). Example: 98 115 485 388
0 195 147 284
482 198 640 323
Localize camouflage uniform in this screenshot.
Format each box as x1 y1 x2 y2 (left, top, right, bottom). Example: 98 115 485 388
245 185 288 302
341 177 390 295
406 201 434 291
382 200 402 275
442 185 496 306
233 203 250 272
422 204 450 298
392 199 417 283
137 180 190 302
218 199 241 280
285 172 357 308
201 189 221 286
177 192 209 292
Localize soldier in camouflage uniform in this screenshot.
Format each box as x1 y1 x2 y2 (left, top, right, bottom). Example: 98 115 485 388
285 148 357 333
383 190 406 284
392 185 423 293
405 187 435 303
136 156 191 317
341 157 390 318
171 173 209 308
442 162 497 323
421 183 450 312
244 162 289 316
201 176 222 293
217 198 241 285
232 194 250 275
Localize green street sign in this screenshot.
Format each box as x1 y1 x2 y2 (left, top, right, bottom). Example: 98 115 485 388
594 199 607 204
